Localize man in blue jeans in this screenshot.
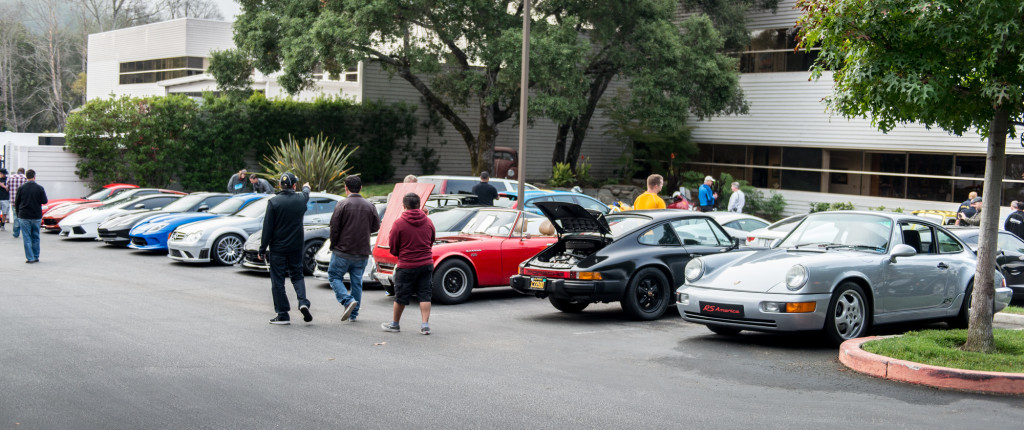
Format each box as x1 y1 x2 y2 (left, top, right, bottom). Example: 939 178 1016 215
259 173 312 325
14 169 47 263
328 175 381 322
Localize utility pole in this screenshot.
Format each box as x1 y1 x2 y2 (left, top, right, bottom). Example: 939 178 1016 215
516 0 530 211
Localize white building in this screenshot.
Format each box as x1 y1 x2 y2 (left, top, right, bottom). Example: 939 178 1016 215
685 0 1023 216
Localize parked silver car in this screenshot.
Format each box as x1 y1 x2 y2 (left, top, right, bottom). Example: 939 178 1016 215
676 211 1013 345
745 214 806 247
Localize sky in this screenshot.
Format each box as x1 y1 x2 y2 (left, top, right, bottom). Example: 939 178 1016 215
212 0 241 20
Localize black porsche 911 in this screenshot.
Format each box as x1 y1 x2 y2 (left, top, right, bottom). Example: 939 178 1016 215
510 202 740 320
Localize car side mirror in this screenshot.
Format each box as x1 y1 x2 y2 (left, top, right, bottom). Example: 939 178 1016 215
890 244 916 263
197 205 209 212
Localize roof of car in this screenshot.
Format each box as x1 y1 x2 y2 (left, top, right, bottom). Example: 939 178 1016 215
608 209 714 222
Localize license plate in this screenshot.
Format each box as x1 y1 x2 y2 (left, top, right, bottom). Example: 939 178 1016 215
699 301 744 318
530 278 545 290
377 274 392 286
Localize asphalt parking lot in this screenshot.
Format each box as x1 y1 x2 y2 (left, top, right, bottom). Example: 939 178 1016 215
3 232 1023 429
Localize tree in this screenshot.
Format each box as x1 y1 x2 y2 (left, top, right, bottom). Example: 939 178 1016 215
75 0 159 33
798 0 1024 353
23 0 81 132
162 0 224 20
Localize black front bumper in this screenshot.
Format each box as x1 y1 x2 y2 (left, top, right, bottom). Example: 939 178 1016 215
97 228 130 242
510 275 624 302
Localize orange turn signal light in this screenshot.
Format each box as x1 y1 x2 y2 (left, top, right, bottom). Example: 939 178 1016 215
575 271 602 280
786 302 816 313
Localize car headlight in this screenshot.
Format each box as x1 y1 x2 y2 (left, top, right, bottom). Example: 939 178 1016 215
785 265 808 291
145 223 168 233
177 230 203 243
684 259 704 282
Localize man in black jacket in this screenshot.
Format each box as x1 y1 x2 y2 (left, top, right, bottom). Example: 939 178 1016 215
14 169 47 263
327 175 380 322
471 172 498 206
1006 201 1024 239
260 172 312 325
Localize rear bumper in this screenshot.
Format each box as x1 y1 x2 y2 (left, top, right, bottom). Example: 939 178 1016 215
510 275 624 302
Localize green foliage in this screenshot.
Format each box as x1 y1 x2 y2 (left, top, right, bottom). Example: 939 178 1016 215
549 162 576 188
678 170 786 220
809 201 854 213
65 94 417 191
747 191 787 221
863 329 1024 373
207 49 255 98
809 202 830 213
260 134 356 194
869 205 905 213
576 157 593 186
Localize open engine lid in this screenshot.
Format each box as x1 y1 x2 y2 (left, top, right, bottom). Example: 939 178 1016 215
534 201 611 236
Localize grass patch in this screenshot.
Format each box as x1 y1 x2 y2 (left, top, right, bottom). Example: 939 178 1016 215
1004 305 1024 315
361 183 395 198
862 329 1024 373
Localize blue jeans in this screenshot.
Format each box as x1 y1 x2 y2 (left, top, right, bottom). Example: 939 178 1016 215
328 254 367 319
11 208 20 237
19 218 41 261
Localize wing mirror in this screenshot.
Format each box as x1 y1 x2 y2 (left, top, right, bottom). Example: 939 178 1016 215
197 205 209 212
889 244 916 263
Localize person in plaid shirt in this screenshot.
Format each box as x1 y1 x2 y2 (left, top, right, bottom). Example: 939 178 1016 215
7 168 27 238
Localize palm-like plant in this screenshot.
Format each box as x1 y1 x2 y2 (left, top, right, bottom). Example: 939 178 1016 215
260 134 358 194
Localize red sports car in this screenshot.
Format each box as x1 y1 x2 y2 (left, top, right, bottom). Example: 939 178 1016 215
374 207 556 304
41 183 138 216
42 188 184 231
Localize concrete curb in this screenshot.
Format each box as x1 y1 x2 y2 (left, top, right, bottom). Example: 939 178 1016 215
995 312 1024 326
839 336 1024 395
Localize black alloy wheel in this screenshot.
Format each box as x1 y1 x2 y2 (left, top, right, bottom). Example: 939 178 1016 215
621 268 671 320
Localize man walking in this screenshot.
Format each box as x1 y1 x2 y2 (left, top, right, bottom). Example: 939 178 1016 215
472 172 498 206
328 175 381 322
249 174 274 194
0 168 9 230
632 174 666 210
698 176 718 212
1006 201 1024 239
259 172 313 325
14 169 47 263
382 193 436 335
7 167 26 237
228 169 248 194
728 182 745 213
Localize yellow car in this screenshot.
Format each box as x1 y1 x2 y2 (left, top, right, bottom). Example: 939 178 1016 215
912 209 958 225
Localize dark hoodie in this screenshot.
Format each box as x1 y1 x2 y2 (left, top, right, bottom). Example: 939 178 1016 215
389 208 435 268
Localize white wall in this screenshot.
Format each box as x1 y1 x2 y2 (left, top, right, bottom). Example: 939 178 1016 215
3 145 91 200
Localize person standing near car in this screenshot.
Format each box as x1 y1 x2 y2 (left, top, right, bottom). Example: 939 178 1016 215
328 175 381 323
727 182 745 213
1006 201 1024 239
249 174 274 194
14 169 47 263
0 168 9 230
382 193 436 335
955 191 978 225
7 167 26 237
958 196 984 226
633 174 666 210
260 173 313 325
471 171 498 206
228 169 248 194
698 176 718 212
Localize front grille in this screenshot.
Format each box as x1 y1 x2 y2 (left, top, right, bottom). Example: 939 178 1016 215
72 226 86 235
43 219 57 226
170 231 186 241
243 250 263 264
316 262 329 272
683 311 778 328
199 249 209 259
131 237 149 246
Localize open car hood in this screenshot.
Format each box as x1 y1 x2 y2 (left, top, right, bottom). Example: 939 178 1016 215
534 201 610 236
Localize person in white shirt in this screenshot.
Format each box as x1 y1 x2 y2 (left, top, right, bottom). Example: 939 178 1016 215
728 182 745 213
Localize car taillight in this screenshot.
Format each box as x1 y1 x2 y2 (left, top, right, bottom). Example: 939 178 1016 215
747 236 755 243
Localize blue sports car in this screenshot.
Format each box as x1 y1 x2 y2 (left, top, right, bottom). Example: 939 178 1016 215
505 190 611 215
128 193 265 251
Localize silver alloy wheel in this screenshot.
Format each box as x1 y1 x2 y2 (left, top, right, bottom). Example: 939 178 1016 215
833 289 865 339
216 235 244 265
442 267 469 297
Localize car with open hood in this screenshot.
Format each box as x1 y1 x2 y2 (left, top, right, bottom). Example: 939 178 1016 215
97 192 230 246
511 202 739 320
127 193 265 252
167 192 342 265
676 211 1013 345
58 193 184 239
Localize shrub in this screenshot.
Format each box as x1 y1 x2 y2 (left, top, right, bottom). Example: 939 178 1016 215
549 162 575 187
260 134 357 194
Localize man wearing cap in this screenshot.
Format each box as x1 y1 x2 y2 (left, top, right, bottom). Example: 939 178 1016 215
698 176 718 212
955 191 978 220
727 182 745 213
260 172 313 325
633 174 666 210
957 196 984 226
227 169 248 194
471 172 498 206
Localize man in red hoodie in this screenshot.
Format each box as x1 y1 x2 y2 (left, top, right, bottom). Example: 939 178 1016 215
382 193 436 335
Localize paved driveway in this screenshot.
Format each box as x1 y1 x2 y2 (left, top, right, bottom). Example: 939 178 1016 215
2 232 1022 429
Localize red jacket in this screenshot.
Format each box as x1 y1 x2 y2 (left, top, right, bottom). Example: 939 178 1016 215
389 209 435 268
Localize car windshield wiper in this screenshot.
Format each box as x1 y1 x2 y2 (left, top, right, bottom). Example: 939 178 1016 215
792 241 830 249
824 243 885 253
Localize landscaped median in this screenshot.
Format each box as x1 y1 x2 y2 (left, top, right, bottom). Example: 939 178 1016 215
840 329 1024 395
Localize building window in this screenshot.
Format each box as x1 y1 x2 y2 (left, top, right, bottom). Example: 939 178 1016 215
312 64 359 83
119 56 207 85
736 28 821 73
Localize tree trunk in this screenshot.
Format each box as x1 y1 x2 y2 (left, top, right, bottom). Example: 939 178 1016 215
564 72 614 171
552 122 571 166
474 102 497 175
963 107 1009 353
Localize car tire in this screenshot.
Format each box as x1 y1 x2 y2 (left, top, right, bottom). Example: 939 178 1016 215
621 267 671 320
432 259 475 305
549 297 589 313
302 239 324 276
211 234 245 266
823 282 870 346
707 324 741 336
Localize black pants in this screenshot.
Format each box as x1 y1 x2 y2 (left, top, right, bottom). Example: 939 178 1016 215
269 250 309 318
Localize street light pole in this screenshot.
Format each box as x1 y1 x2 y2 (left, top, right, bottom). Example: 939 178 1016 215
516 0 531 211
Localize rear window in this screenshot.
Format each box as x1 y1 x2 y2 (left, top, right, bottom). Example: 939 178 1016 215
445 179 478 194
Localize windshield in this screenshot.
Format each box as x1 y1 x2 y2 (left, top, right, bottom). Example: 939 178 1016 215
85 188 111 200
777 213 892 252
234 197 270 218
210 197 250 215
430 208 474 232
604 214 652 238
460 210 519 235
159 194 207 212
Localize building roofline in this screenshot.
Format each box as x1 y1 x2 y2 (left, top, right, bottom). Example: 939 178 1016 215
89 17 232 37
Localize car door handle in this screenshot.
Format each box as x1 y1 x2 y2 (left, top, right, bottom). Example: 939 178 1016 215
937 263 949 269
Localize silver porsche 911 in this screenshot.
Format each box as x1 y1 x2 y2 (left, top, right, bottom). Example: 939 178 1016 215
676 211 1013 345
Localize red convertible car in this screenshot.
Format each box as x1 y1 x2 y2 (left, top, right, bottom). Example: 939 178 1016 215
41 183 138 216
374 207 556 304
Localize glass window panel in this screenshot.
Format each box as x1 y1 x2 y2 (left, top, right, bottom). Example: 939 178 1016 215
782 148 821 168
909 154 953 176
780 170 821 192
638 223 681 246
751 168 780 188
751 146 781 166
865 152 906 174
670 218 729 246
937 229 964 254
998 233 1024 253
953 180 983 203
864 175 905 198
713 145 745 165
1002 182 1024 207
955 155 985 178
1006 155 1024 180
691 144 713 163
907 178 953 202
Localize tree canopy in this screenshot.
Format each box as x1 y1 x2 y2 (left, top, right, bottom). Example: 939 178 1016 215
798 0 1024 352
